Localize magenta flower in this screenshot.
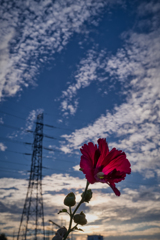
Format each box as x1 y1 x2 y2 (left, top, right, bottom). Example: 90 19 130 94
80 138 131 196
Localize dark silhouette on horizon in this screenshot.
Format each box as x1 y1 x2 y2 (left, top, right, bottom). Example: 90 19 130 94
0 234 7 240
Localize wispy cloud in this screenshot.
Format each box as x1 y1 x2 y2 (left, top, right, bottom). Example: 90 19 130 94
0 142 7 151
0 117 4 124
25 108 44 131
0 174 160 239
7 108 44 139
60 48 107 115
60 2 160 175
137 1 160 16
0 0 121 101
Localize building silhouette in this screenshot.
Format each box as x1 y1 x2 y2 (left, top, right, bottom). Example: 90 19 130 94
87 235 103 240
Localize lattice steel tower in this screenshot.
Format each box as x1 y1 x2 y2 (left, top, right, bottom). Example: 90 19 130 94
17 113 45 240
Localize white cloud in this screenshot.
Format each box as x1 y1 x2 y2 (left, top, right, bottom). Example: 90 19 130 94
0 174 160 239
7 108 44 139
60 49 107 115
143 170 155 179
138 1 160 16
73 164 80 171
0 0 121 101
0 117 4 124
59 2 159 116
60 4 160 174
59 145 71 154
0 142 7 151
25 108 44 131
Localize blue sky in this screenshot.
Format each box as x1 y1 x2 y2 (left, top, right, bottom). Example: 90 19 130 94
0 0 160 239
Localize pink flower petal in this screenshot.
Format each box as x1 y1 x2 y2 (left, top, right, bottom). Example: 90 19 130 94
85 170 96 184
103 150 131 175
96 138 109 168
109 183 121 196
80 142 97 168
80 138 131 196
103 148 123 165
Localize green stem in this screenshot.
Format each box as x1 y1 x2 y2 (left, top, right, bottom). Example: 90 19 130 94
71 223 78 232
63 180 89 240
68 206 72 230
72 180 89 216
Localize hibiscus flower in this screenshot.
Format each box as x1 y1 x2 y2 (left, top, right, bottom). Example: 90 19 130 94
80 138 131 196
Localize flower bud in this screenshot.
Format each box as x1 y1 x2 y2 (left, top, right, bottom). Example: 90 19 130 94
57 227 67 237
81 189 92 203
52 227 67 240
52 235 62 240
74 211 87 225
64 192 76 207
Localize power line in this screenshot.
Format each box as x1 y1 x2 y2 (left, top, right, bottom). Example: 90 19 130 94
0 109 77 132
0 167 159 187
0 158 76 169
1 156 76 165
0 166 28 173
2 101 87 123
1 98 98 132
0 157 158 187
0 167 73 175
0 169 25 174
26 130 60 140
0 110 26 121
43 156 76 164
45 123 57 129
0 159 158 186
0 122 61 140
5 146 64 155
0 159 29 166
31 166 73 173
43 146 62 152
0 109 73 131
0 123 22 131
0 164 74 175
0 136 32 145
36 121 75 132
5 149 32 155
0 161 159 187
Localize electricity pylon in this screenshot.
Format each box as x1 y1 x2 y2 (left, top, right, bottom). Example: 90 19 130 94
17 113 45 240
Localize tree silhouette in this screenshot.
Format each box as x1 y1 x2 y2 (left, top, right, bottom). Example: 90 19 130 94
0 234 7 240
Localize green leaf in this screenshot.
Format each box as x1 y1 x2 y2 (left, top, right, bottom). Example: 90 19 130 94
74 226 84 232
77 228 84 232
62 209 67 212
58 209 68 214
